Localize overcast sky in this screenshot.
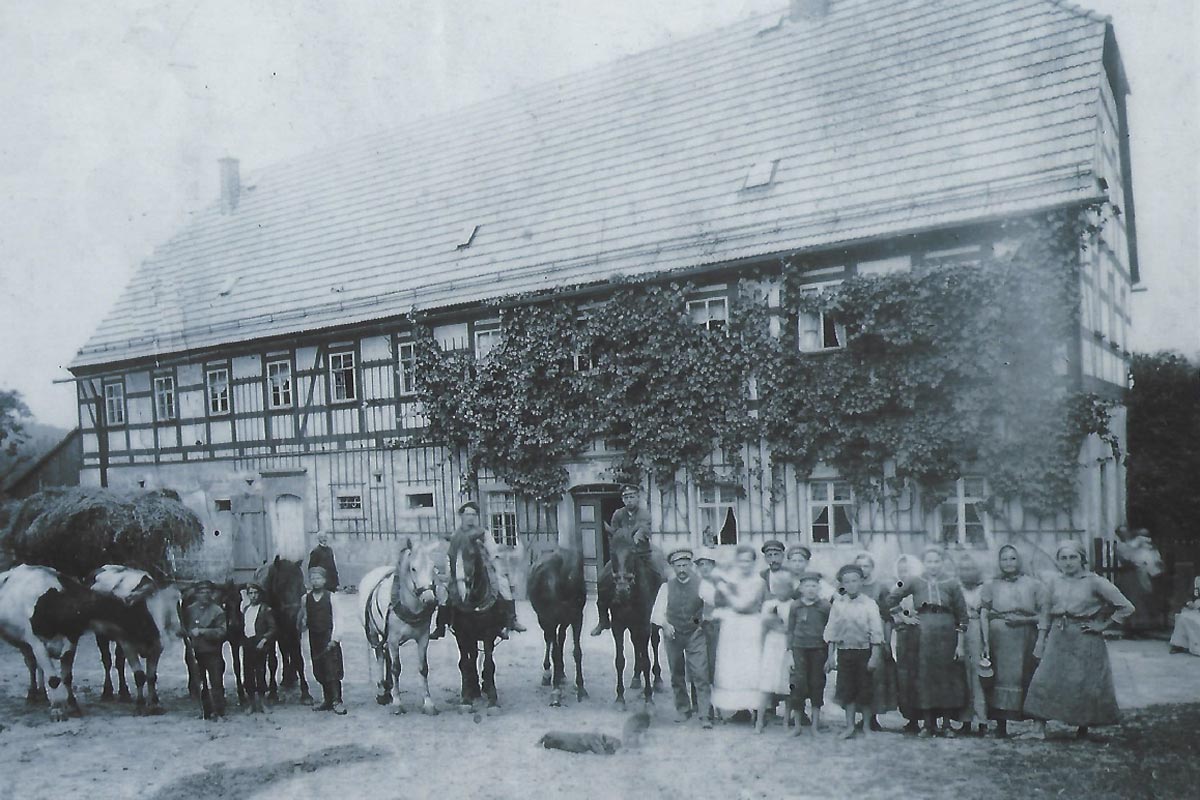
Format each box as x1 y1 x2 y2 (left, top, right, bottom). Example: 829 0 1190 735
1 0 1196 429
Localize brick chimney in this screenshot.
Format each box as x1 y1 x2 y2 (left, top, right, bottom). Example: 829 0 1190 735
791 0 830 20
219 157 240 214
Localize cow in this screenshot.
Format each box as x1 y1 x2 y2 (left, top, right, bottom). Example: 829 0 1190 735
0 565 95 720
85 565 184 714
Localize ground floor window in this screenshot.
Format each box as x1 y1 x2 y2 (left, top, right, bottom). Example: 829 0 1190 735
487 490 519 546
807 480 856 544
699 485 739 545
939 477 989 546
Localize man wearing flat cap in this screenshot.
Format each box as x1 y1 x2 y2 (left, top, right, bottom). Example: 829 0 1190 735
760 539 788 594
650 546 714 728
442 500 526 639
591 484 663 636
184 580 227 718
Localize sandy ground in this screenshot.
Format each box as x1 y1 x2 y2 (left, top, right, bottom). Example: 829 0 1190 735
1 595 1198 800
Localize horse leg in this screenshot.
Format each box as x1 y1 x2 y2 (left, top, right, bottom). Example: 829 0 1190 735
145 651 164 714
651 625 664 692
230 639 246 705
630 626 643 690
541 626 553 687
548 624 564 707
123 648 148 714
636 630 653 707
116 644 132 702
388 639 406 715
61 646 82 717
418 633 438 715
294 639 312 704
572 616 588 701
21 646 45 704
457 634 479 707
267 645 279 701
483 638 499 713
97 637 115 701
613 627 627 710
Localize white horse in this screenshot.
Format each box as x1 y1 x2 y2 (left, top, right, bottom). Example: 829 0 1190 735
359 540 446 715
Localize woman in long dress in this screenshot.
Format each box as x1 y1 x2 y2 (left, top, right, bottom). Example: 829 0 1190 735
891 554 923 733
956 555 988 735
888 547 967 738
1024 540 1134 740
979 544 1045 738
712 544 767 717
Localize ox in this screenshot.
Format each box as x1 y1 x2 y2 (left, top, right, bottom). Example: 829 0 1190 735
86 565 184 715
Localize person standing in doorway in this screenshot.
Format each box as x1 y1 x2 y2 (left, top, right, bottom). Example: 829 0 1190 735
592 484 661 636
308 533 340 593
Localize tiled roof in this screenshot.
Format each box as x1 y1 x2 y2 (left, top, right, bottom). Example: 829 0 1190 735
72 0 1113 369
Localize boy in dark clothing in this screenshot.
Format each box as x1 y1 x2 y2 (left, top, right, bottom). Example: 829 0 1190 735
788 571 831 736
186 580 228 719
300 566 346 714
241 581 277 714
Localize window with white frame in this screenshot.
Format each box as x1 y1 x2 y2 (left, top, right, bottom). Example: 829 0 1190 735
329 350 357 402
153 376 176 421
939 477 989 547
397 342 417 396
798 283 845 352
808 480 856 544
267 360 292 408
699 485 739 545
475 328 502 360
487 491 519 546
686 296 728 332
206 368 230 415
334 490 366 520
103 383 126 426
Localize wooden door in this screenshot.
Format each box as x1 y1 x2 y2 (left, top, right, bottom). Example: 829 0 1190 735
269 493 308 561
232 510 267 573
574 493 622 589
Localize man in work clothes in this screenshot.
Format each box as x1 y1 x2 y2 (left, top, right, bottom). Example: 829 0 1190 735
591 484 663 635
185 580 228 719
442 501 526 638
651 546 714 728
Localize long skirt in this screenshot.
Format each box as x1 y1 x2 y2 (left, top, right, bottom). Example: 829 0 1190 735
1024 620 1119 726
757 629 791 696
1170 609 1200 656
986 619 1039 719
914 611 966 714
712 610 766 712
959 617 987 723
894 623 921 720
869 649 898 715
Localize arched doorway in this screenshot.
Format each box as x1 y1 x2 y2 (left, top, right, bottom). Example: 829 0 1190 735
269 493 308 561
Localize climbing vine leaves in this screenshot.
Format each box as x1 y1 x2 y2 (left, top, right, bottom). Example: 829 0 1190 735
412 207 1117 517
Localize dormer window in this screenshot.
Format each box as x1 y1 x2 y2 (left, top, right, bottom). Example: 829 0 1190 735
743 158 779 190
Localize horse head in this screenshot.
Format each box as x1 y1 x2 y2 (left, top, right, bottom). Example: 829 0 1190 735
610 532 636 608
450 531 494 610
264 556 306 630
396 539 439 610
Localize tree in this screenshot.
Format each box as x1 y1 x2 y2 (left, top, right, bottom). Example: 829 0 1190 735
0 390 30 458
1126 352 1200 540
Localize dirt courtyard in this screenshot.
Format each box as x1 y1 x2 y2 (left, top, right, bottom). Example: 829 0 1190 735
1 595 1198 800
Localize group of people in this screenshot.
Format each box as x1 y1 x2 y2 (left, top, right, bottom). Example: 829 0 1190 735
644 537 1137 742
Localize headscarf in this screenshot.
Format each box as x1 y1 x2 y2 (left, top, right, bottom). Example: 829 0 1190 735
894 553 924 583
995 544 1024 581
1055 539 1088 569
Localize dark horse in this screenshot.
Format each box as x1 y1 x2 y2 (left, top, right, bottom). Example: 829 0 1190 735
609 531 664 710
256 557 312 704
447 530 507 714
181 581 246 708
528 547 588 707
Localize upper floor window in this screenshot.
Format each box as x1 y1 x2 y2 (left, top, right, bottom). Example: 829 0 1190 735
939 477 989 547
798 282 845 352
329 351 357 402
267 360 293 408
808 480 855 544
103 382 126 426
487 490 519 546
699 484 739 545
686 296 729 332
397 342 417 396
153 376 176 421
206 369 230 415
475 328 502 360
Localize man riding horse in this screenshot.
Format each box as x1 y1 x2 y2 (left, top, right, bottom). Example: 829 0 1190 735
591 484 665 637
399 501 526 639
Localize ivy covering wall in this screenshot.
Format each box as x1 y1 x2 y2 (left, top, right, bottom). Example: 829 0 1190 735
412 207 1118 518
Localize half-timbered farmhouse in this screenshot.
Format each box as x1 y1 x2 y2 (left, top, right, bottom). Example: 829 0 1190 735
69 0 1137 588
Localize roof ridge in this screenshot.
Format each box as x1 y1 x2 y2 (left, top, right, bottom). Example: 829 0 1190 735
1044 0 1111 24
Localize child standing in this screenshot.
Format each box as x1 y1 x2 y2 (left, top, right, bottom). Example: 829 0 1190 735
300 566 346 714
787 571 831 736
241 581 277 714
824 564 884 739
694 548 720 688
755 571 795 733
185 580 228 719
